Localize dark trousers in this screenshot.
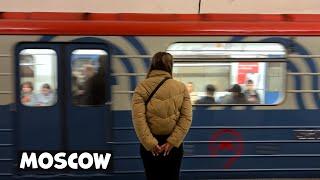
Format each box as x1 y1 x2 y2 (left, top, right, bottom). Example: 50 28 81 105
140 135 183 180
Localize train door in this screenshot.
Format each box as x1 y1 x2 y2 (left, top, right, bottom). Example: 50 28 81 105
16 43 111 153
64 44 111 151
16 44 62 151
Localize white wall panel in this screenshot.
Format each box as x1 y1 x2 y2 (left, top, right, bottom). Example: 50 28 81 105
0 0 199 13
201 0 320 14
1 0 320 14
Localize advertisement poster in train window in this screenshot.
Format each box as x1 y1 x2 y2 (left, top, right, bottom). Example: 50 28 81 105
237 62 259 84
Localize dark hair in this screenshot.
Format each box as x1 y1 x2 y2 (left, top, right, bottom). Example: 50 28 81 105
147 52 173 78
247 79 254 84
42 83 51 90
21 81 33 90
206 84 216 93
206 84 216 96
228 84 242 93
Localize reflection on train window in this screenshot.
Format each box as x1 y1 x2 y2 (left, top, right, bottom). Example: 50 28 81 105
71 49 107 106
19 49 57 107
169 43 286 105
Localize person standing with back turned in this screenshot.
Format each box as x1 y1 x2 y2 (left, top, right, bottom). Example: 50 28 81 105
132 52 192 180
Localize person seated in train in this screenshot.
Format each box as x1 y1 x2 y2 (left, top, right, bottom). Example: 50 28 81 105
186 82 198 104
36 83 56 106
82 56 106 105
194 84 216 104
21 81 37 106
244 79 260 104
222 84 248 104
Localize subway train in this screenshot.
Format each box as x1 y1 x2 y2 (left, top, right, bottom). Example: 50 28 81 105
0 12 320 179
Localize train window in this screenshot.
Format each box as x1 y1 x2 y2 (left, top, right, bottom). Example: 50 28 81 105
71 49 107 106
19 49 58 107
168 43 286 105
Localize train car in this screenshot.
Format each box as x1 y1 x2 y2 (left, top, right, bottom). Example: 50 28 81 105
0 12 320 179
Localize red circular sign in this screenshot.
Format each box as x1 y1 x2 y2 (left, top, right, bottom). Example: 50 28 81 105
208 129 244 169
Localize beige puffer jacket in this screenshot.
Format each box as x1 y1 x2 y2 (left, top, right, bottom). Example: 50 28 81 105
131 70 192 151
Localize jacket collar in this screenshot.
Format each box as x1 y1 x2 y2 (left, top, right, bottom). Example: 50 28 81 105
148 70 172 78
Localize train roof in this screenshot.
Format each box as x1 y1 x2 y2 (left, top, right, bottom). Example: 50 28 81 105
1 12 320 35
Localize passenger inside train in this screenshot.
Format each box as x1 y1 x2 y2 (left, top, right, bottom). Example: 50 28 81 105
21 81 37 106
20 82 56 106
71 50 107 106
19 49 58 107
81 55 106 105
170 42 286 106
244 79 261 104
222 84 248 104
194 84 216 104
36 83 56 106
186 82 198 104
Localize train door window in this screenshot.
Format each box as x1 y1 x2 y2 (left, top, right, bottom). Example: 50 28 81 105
71 49 107 106
19 49 58 107
168 43 286 105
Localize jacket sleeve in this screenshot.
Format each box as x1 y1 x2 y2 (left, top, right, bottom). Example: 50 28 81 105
167 86 192 148
131 85 158 151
